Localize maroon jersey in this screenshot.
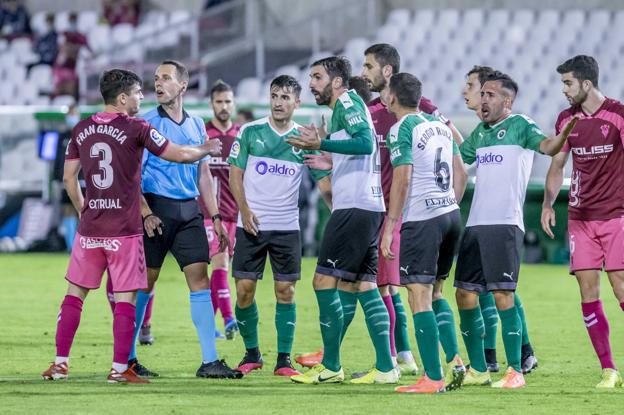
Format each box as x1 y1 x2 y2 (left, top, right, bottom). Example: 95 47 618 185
557 98 624 221
65 112 169 237
369 96 450 206
199 121 241 222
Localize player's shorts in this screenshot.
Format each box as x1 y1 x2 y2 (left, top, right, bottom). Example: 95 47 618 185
568 217 624 274
66 232 147 292
377 214 401 287
400 209 461 286
454 224 523 293
143 193 210 270
232 227 301 281
204 218 237 258
316 208 384 283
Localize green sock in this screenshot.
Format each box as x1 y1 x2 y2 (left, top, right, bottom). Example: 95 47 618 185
514 293 530 346
275 302 296 354
315 289 343 372
432 298 459 363
498 306 522 372
359 288 394 372
479 291 498 350
338 290 357 344
235 301 259 350
392 293 411 353
413 311 443 381
459 306 487 373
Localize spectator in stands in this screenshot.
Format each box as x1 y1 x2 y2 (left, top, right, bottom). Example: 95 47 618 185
102 0 141 27
0 0 32 41
234 108 254 125
53 12 91 100
28 13 58 71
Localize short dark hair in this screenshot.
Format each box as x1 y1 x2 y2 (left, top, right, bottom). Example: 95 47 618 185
348 76 372 103
160 60 189 82
237 108 254 123
364 43 400 74
556 55 599 87
483 70 519 98
99 69 142 105
389 73 422 108
466 65 495 87
270 74 302 97
310 56 351 88
210 80 232 99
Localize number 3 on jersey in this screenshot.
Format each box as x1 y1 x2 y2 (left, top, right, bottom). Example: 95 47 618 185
90 142 114 189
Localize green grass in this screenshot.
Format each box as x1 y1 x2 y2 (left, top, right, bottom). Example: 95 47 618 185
1 254 623 414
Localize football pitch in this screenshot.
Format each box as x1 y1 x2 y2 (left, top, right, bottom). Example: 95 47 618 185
1 254 622 414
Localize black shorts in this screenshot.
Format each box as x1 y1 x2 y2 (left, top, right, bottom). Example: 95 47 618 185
399 209 461 285
453 225 523 293
316 208 384 283
232 228 301 281
143 193 210 270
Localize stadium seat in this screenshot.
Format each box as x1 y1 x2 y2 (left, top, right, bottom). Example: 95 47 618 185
412 9 435 29
275 65 301 79
88 24 112 53
512 9 535 27
10 38 38 65
51 95 76 106
54 11 71 33
28 64 53 93
236 77 262 103
375 25 402 44
112 24 135 46
462 9 485 28
437 9 460 30
386 8 411 29
78 11 99 34
488 9 511 27
30 11 48 35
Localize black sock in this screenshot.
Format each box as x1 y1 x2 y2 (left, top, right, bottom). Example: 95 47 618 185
484 348 497 364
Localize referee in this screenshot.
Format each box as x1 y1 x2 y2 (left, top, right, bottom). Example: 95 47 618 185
129 60 242 379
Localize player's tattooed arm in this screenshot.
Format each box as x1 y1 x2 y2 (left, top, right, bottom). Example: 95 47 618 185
539 117 579 156
541 151 569 239
63 159 84 217
229 165 259 236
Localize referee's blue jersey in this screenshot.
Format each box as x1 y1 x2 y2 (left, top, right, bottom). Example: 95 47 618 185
141 106 207 200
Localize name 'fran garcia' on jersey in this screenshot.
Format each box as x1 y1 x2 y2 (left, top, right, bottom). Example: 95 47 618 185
74 124 128 146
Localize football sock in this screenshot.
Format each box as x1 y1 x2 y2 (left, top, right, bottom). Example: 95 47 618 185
514 293 530 346
620 302 624 312
359 288 394 372
582 300 615 369
112 362 128 373
128 290 150 361
189 289 218 364
55 295 83 359
113 302 135 369
498 306 522 372
392 293 411 353
479 291 498 350
338 290 357 344
142 292 154 327
235 301 260 350
432 298 460 363
105 275 115 313
381 294 397 356
316 288 343 372
459 306 487 373
211 269 233 322
275 302 296 354
413 311 443 381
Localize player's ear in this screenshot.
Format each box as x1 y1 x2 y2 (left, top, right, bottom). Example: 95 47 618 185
332 76 343 90
382 64 393 79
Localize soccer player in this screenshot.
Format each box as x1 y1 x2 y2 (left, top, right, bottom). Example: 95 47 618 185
541 55 624 388
41 69 219 383
202 80 240 340
455 71 576 388
381 73 467 393
288 56 396 385
130 60 242 379
463 65 539 374
228 75 331 377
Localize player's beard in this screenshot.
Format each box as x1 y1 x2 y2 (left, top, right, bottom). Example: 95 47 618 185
313 83 332 106
369 74 386 93
570 89 588 106
215 110 231 123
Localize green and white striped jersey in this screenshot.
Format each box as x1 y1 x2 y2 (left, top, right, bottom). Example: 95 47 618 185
386 112 459 222
228 117 329 231
327 90 385 212
460 114 546 231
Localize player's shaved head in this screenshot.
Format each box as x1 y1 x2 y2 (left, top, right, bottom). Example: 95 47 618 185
100 69 142 105
483 71 518 101
389 73 422 108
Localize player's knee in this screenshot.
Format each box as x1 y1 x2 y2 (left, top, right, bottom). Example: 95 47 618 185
378 284 390 296
455 288 478 309
275 283 295 303
493 290 515 310
235 280 256 307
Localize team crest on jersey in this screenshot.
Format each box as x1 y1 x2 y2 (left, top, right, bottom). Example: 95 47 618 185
601 124 610 138
150 129 166 147
230 141 240 158
292 146 302 155
497 129 506 140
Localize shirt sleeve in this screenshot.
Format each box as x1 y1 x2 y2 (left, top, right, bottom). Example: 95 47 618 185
139 121 170 156
320 101 373 155
387 123 413 167
518 116 547 152
459 131 477 164
65 130 80 160
227 127 249 169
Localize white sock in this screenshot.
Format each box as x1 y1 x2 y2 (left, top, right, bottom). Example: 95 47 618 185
391 355 398 366
55 356 69 365
112 362 128 373
397 351 414 362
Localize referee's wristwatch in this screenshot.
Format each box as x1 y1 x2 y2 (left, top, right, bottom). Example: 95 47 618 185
211 213 222 222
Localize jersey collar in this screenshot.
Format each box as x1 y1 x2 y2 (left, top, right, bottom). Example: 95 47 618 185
157 105 190 126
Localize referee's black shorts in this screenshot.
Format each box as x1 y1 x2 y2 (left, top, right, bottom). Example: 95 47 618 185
143 193 210 270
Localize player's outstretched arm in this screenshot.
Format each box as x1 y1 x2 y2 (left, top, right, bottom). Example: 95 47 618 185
229 165 259 236
541 152 569 239
539 117 579 156
159 140 222 163
452 154 468 203
287 126 373 155
381 165 411 260
63 159 84 216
